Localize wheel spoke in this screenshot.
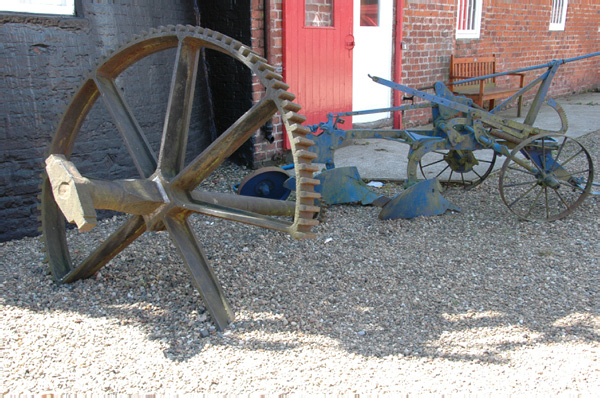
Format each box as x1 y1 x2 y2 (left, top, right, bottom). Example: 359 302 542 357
422 158 446 169
559 168 592 179
553 137 568 165
541 138 547 171
178 191 293 233
544 186 549 219
158 39 201 179
172 98 277 191
61 216 147 283
508 164 536 176
164 214 234 331
503 180 539 188
95 75 157 178
508 182 539 209
435 164 451 179
553 188 571 209
556 148 585 169
557 179 587 192
524 186 544 218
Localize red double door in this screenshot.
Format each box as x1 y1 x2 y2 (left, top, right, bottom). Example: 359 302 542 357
283 0 354 149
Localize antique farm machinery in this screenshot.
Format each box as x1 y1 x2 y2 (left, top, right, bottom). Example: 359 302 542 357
240 52 599 221
40 26 321 331
40 24 598 331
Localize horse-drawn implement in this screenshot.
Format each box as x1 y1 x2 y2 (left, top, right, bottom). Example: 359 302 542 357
241 52 599 222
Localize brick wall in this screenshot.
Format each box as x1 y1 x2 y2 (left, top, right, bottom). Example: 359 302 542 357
402 0 600 125
0 0 215 241
250 0 287 166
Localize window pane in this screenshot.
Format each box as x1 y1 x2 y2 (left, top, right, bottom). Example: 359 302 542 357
305 0 334 27
1 0 76 15
549 0 568 31
360 0 379 27
456 0 482 39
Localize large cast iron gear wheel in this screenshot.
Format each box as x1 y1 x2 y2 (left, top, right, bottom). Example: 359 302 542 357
39 25 321 330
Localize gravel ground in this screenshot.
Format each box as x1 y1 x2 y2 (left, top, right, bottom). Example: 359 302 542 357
1 131 599 395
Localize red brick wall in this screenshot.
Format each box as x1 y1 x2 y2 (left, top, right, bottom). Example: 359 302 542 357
250 0 285 166
402 0 600 125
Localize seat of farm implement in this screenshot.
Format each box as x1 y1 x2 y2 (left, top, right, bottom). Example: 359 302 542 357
449 55 525 116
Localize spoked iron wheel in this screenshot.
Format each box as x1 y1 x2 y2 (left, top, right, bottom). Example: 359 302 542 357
499 133 593 221
40 25 320 330
418 149 497 189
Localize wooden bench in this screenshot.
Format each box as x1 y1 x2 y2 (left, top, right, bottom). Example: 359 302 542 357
449 55 525 117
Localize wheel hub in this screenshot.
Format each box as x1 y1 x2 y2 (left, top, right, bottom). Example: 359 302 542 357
443 149 479 173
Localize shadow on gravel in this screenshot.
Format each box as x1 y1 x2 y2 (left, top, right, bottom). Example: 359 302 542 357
2 134 599 365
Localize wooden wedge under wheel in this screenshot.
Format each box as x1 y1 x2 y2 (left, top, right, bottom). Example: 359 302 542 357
39 25 321 331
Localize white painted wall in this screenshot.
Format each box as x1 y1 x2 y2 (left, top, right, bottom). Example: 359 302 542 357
352 0 394 124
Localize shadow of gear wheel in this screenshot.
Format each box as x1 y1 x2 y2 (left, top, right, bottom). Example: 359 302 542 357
39 25 321 331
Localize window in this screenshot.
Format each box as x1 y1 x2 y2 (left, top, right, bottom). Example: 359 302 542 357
305 0 334 27
0 0 75 16
456 0 482 39
549 0 568 31
360 0 379 27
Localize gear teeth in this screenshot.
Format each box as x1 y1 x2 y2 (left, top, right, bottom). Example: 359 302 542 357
281 100 302 112
284 111 307 124
298 190 321 200
296 150 318 161
288 124 311 136
276 90 296 102
270 80 290 90
297 218 319 226
299 177 320 186
296 163 320 172
257 61 276 72
263 70 283 81
299 204 321 213
293 136 316 147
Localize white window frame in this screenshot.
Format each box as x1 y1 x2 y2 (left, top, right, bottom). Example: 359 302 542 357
0 0 76 16
456 0 482 39
549 0 568 31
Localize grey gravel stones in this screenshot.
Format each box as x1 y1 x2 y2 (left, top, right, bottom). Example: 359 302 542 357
1 132 598 394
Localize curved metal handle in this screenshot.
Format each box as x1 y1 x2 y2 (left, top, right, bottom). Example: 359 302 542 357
345 34 355 50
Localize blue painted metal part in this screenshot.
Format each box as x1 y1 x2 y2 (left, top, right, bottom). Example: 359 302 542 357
314 167 386 205
283 167 387 206
237 167 291 200
378 179 460 220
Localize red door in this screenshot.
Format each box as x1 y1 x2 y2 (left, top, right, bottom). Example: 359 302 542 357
283 0 354 149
